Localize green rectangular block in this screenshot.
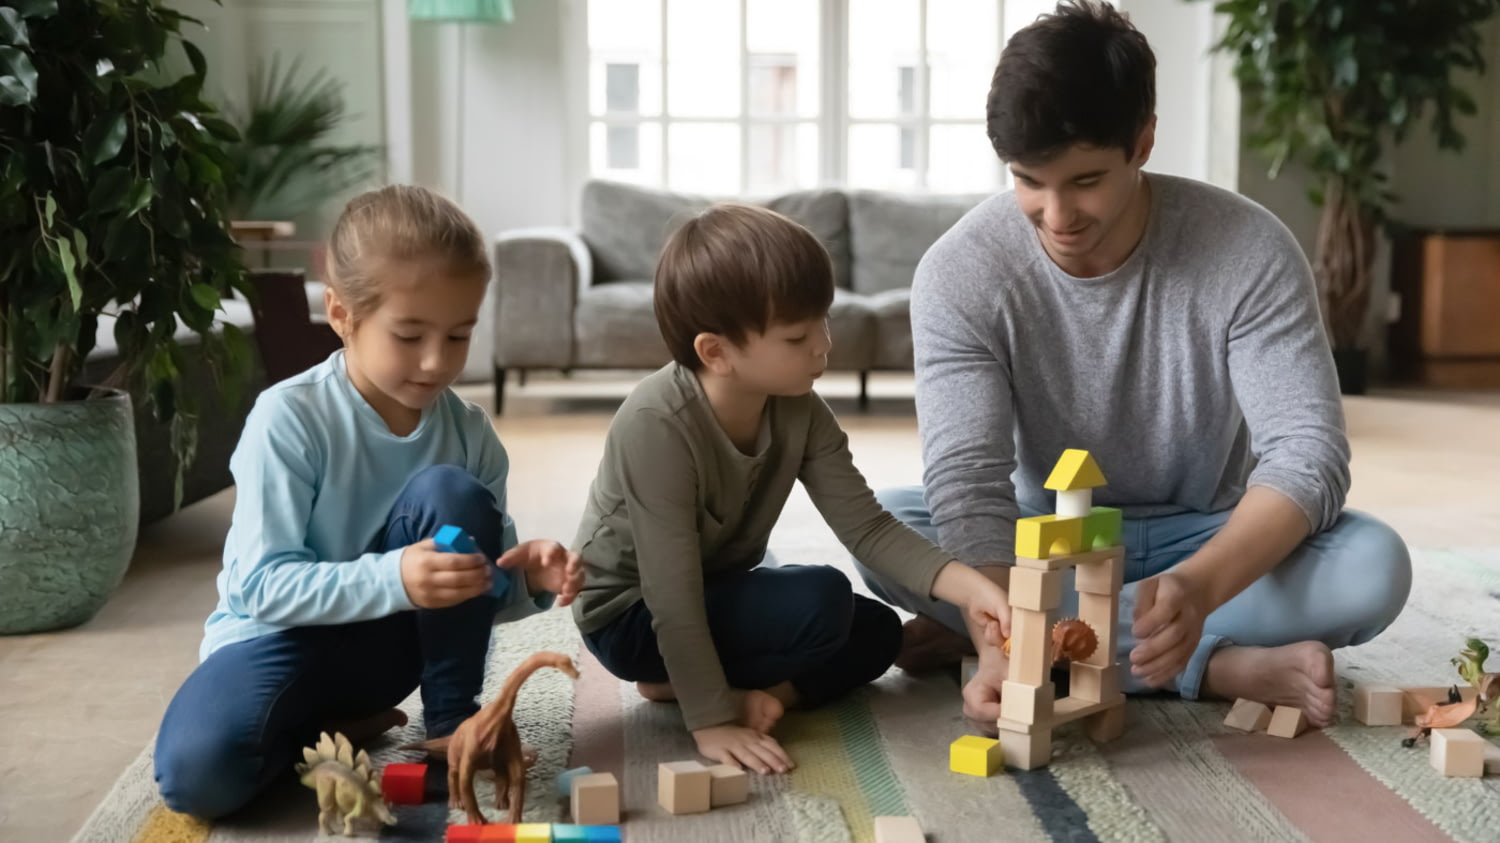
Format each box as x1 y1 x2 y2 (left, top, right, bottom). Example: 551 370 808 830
1082 507 1122 549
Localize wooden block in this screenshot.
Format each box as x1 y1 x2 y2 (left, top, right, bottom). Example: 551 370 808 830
1069 662 1120 703
874 815 925 843
949 735 1003 776
1000 680 1054 726
1074 550 1122 595
1081 506 1123 550
556 765 594 798
1402 686 1479 722
708 763 748 806
1353 683 1405 726
1267 705 1309 738
1430 728 1485 777
1015 546 1122 571
1483 740 1500 775
446 826 485 843
657 761 711 814
1077 592 1118 668
1055 488 1093 518
1007 608 1052 685
995 723 1053 769
571 772 619 825
1015 514 1083 559
1009 567 1064 611
381 762 426 804
478 825 518 842
1224 698 1273 732
514 824 551 842
1050 695 1113 727
1086 701 1126 743
555 827 621 843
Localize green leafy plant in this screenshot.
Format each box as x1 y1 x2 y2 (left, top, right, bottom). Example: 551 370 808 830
0 0 253 497
222 54 381 221
1205 0 1500 350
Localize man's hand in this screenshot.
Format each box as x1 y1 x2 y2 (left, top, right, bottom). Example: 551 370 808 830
497 539 585 606
962 645 1008 734
1130 571 1210 688
400 539 492 608
692 725 793 775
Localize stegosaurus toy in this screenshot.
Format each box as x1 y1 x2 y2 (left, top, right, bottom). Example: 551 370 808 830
295 731 397 836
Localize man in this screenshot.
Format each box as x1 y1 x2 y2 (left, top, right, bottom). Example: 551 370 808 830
856 0 1411 730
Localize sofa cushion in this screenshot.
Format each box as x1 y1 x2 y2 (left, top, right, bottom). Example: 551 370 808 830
580 180 852 290
826 288 876 371
864 288 913 370
848 189 989 295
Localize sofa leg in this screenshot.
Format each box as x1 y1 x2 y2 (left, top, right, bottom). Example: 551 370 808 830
494 365 506 415
858 371 870 411
518 369 528 387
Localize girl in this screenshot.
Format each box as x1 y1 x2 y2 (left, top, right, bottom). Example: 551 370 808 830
154 185 583 819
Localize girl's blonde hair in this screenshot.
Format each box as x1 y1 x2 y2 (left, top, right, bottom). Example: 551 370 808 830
325 185 491 320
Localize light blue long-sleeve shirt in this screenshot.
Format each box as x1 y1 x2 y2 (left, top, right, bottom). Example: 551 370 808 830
201 351 534 661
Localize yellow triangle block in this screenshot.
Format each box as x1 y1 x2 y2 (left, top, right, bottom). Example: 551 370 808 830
1044 449 1106 491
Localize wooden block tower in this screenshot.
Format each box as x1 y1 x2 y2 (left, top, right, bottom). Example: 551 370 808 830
997 448 1127 769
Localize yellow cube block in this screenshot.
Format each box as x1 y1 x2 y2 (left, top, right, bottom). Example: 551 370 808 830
516 823 552 842
949 735 1003 776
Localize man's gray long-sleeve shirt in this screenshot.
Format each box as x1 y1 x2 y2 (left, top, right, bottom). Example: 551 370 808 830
912 173 1350 567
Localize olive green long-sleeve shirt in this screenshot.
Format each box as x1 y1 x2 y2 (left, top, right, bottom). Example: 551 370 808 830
572 363 953 730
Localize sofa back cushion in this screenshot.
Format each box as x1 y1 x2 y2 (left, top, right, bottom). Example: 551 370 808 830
580 180 852 289
847 189 990 295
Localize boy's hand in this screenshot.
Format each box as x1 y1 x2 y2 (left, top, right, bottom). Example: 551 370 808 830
692 725 793 775
962 645 1008 733
400 539 491 609
962 579 1012 648
1130 571 1208 687
496 539 585 606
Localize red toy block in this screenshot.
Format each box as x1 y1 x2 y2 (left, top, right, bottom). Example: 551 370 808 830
381 762 427 805
479 825 519 842
446 826 484 843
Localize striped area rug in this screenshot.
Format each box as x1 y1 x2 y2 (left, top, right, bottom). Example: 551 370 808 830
76 548 1500 842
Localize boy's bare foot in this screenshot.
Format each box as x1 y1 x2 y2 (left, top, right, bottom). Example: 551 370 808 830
1201 641 1337 727
741 689 786 734
894 615 976 673
324 707 409 745
637 681 677 702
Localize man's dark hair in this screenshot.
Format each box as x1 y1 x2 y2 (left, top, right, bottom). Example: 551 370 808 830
986 0 1156 165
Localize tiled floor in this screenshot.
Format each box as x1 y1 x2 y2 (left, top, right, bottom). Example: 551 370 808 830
2 373 1497 841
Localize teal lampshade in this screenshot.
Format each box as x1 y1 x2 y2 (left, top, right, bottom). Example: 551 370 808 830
409 0 514 23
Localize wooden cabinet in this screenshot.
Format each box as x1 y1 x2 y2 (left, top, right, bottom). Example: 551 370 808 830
1388 227 1500 388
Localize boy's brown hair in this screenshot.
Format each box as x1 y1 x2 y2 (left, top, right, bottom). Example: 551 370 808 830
654 203 834 370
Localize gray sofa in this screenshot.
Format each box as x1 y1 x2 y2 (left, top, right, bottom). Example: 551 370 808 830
490 180 987 412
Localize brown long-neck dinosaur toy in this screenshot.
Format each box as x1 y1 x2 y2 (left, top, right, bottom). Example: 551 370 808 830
406 651 579 825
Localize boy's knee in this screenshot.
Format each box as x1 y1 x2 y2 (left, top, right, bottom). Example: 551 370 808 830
787 566 856 646
155 735 257 819
401 465 496 520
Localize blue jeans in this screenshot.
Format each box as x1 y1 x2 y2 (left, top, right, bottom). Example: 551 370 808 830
584 565 902 711
856 487 1412 699
155 465 510 819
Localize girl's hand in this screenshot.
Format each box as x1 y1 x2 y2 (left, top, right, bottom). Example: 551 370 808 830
692 725 794 775
400 539 491 608
496 539 585 606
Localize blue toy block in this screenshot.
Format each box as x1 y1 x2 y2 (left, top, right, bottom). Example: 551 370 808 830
550 826 619 843
556 765 594 798
434 524 509 599
585 826 621 842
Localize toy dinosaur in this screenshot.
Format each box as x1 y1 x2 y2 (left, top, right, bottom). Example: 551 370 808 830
407 651 579 825
1451 637 1500 734
1003 618 1098 663
295 731 397 836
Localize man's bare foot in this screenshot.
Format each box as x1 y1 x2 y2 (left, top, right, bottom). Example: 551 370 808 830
741 689 786 734
637 681 677 702
1201 641 1337 727
894 615 976 673
324 707 408 745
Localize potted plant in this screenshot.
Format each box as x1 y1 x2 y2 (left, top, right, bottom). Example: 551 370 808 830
1206 0 1500 393
0 0 252 633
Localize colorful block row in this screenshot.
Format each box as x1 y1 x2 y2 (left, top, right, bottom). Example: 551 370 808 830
445 824 621 842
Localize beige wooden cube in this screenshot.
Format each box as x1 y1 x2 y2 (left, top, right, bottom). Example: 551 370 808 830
1009 567 1064 611
1430 728 1485 777
1483 739 1500 775
658 760 712 814
1267 705 1309 738
1077 592 1118 668
707 763 748 806
995 720 1052 770
1074 552 1122 595
570 771 619 825
1086 701 1126 743
1000 679 1055 726
1069 662 1120 703
1353 682 1404 726
1006 608 1053 685
874 815 925 843
1224 698 1272 732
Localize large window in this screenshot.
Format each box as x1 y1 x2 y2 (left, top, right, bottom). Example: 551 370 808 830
586 0 1005 194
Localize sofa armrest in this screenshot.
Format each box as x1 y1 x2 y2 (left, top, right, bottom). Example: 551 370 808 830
493 227 591 369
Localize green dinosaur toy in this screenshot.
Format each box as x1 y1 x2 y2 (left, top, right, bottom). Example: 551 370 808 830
1451 637 1500 735
295 731 397 836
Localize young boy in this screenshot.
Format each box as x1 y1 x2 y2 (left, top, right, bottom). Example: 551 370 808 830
571 203 1014 773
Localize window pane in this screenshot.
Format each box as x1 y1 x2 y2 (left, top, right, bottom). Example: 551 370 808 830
848 0 920 119
848 123 919 190
749 55 798 117
929 0 1000 119
605 63 640 113
592 121 662 186
927 123 1000 192
590 0 661 116
749 121 816 194
667 123 740 194
748 0 820 118
666 0 739 118
607 125 640 169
